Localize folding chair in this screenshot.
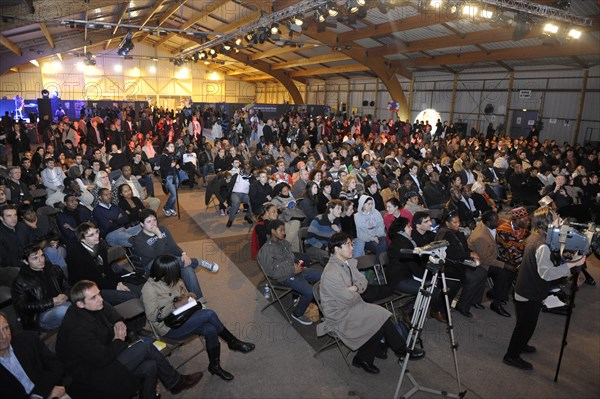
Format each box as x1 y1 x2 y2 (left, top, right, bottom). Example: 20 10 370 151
204 195 219 213
298 226 309 252
355 254 406 323
107 245 136 274
147 322 206 370
312 281 354 369
256 260 294 324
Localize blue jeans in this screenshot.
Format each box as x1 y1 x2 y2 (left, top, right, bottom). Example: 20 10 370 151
353 236 388 264
38 302 71 330
101 283 142 305
202 164 214 183
164 175 178 211
117 339 180 399
165 309 224 350
395 278 421 296
106 225 142 247
44 245 67 271
279 267 322 317
228 192 252 222
138 175 155 197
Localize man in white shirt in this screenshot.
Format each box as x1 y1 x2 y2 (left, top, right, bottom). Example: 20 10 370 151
40 158 66 195
226 159 253 228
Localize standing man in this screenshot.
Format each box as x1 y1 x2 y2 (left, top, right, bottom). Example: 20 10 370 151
226 159 253 228
257 220 321 326
0 204 23 285
503 207 585 370
57 280 202 398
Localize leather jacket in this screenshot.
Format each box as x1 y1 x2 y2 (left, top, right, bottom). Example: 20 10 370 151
11 263 70 330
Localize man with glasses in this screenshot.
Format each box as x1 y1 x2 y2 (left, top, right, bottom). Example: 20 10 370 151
317 232 424 375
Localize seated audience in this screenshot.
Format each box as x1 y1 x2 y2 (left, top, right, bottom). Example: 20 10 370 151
57 280 202 398
142 255 255 381
257 220 321 325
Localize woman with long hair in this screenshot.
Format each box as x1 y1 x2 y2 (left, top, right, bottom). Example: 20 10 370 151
298 181 320 226
117 183 146 224
142 255 255 381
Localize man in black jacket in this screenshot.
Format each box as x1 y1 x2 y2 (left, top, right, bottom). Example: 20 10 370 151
56 280 202 399
0 311 66 399
11 244 71 331
0 204 22 286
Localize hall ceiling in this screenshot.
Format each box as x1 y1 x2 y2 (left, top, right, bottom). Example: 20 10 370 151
1 0 599 83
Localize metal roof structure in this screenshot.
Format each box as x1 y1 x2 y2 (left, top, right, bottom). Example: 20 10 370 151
1 0 598 103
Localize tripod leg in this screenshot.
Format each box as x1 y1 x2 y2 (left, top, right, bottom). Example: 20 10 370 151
439 271 464 395
394 269 439 399
554 271 578 382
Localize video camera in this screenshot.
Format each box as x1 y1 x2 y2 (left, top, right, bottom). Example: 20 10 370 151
546 220 600 260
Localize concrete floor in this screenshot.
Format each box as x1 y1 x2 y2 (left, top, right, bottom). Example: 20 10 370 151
153 186 600 399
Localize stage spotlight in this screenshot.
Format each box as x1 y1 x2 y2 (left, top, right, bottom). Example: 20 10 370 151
270 23 279 35
193 52 200 63
462 4 479 18
377 0 389 14
315 9 326 23
199 51 207 59
41 89 50 98
347 0 361 14
222 42 232 53
245 31 255 42
357 0 366 6
117 31 134 56
235 37 243 46
326 1 339 17
567 28 582 39
257 27 268 44
293 14 304 26
543 22 559 34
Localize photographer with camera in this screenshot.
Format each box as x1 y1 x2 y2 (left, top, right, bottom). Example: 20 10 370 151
503 206 586 371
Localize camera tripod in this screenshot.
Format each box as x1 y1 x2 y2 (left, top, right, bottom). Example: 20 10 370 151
393 243 466 399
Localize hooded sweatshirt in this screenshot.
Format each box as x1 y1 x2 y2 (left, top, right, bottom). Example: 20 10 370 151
354 194 386 242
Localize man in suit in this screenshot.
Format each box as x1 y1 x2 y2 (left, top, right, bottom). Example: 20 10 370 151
468 211 514 317
0 311 66 399
87 117 106 149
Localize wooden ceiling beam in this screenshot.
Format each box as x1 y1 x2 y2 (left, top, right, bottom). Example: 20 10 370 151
367 27 542 57
241 75 274 81
291 64 370 77
140 0 168 28
137 0 190 43
272 53 350 70
0 33 22 56
154 0 230 47
105 2 130 50
39 22 55 48
251 45 306 61
393 42 599 68
337 13 458 43
177 33 306 104
228 67 260 76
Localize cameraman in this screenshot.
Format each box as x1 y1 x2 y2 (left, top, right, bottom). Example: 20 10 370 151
503 206 586 371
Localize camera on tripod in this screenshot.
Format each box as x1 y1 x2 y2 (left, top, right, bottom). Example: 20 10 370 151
546 220 600 261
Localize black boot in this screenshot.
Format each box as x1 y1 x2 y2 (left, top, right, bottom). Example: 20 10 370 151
219 327 255 353
207 345 234 381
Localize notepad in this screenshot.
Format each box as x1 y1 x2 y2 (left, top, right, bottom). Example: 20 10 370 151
172 297 198 315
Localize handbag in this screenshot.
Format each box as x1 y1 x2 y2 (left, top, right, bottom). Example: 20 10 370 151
163 300 202 329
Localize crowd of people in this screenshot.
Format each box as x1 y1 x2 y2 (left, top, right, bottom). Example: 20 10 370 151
1 102 600 395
